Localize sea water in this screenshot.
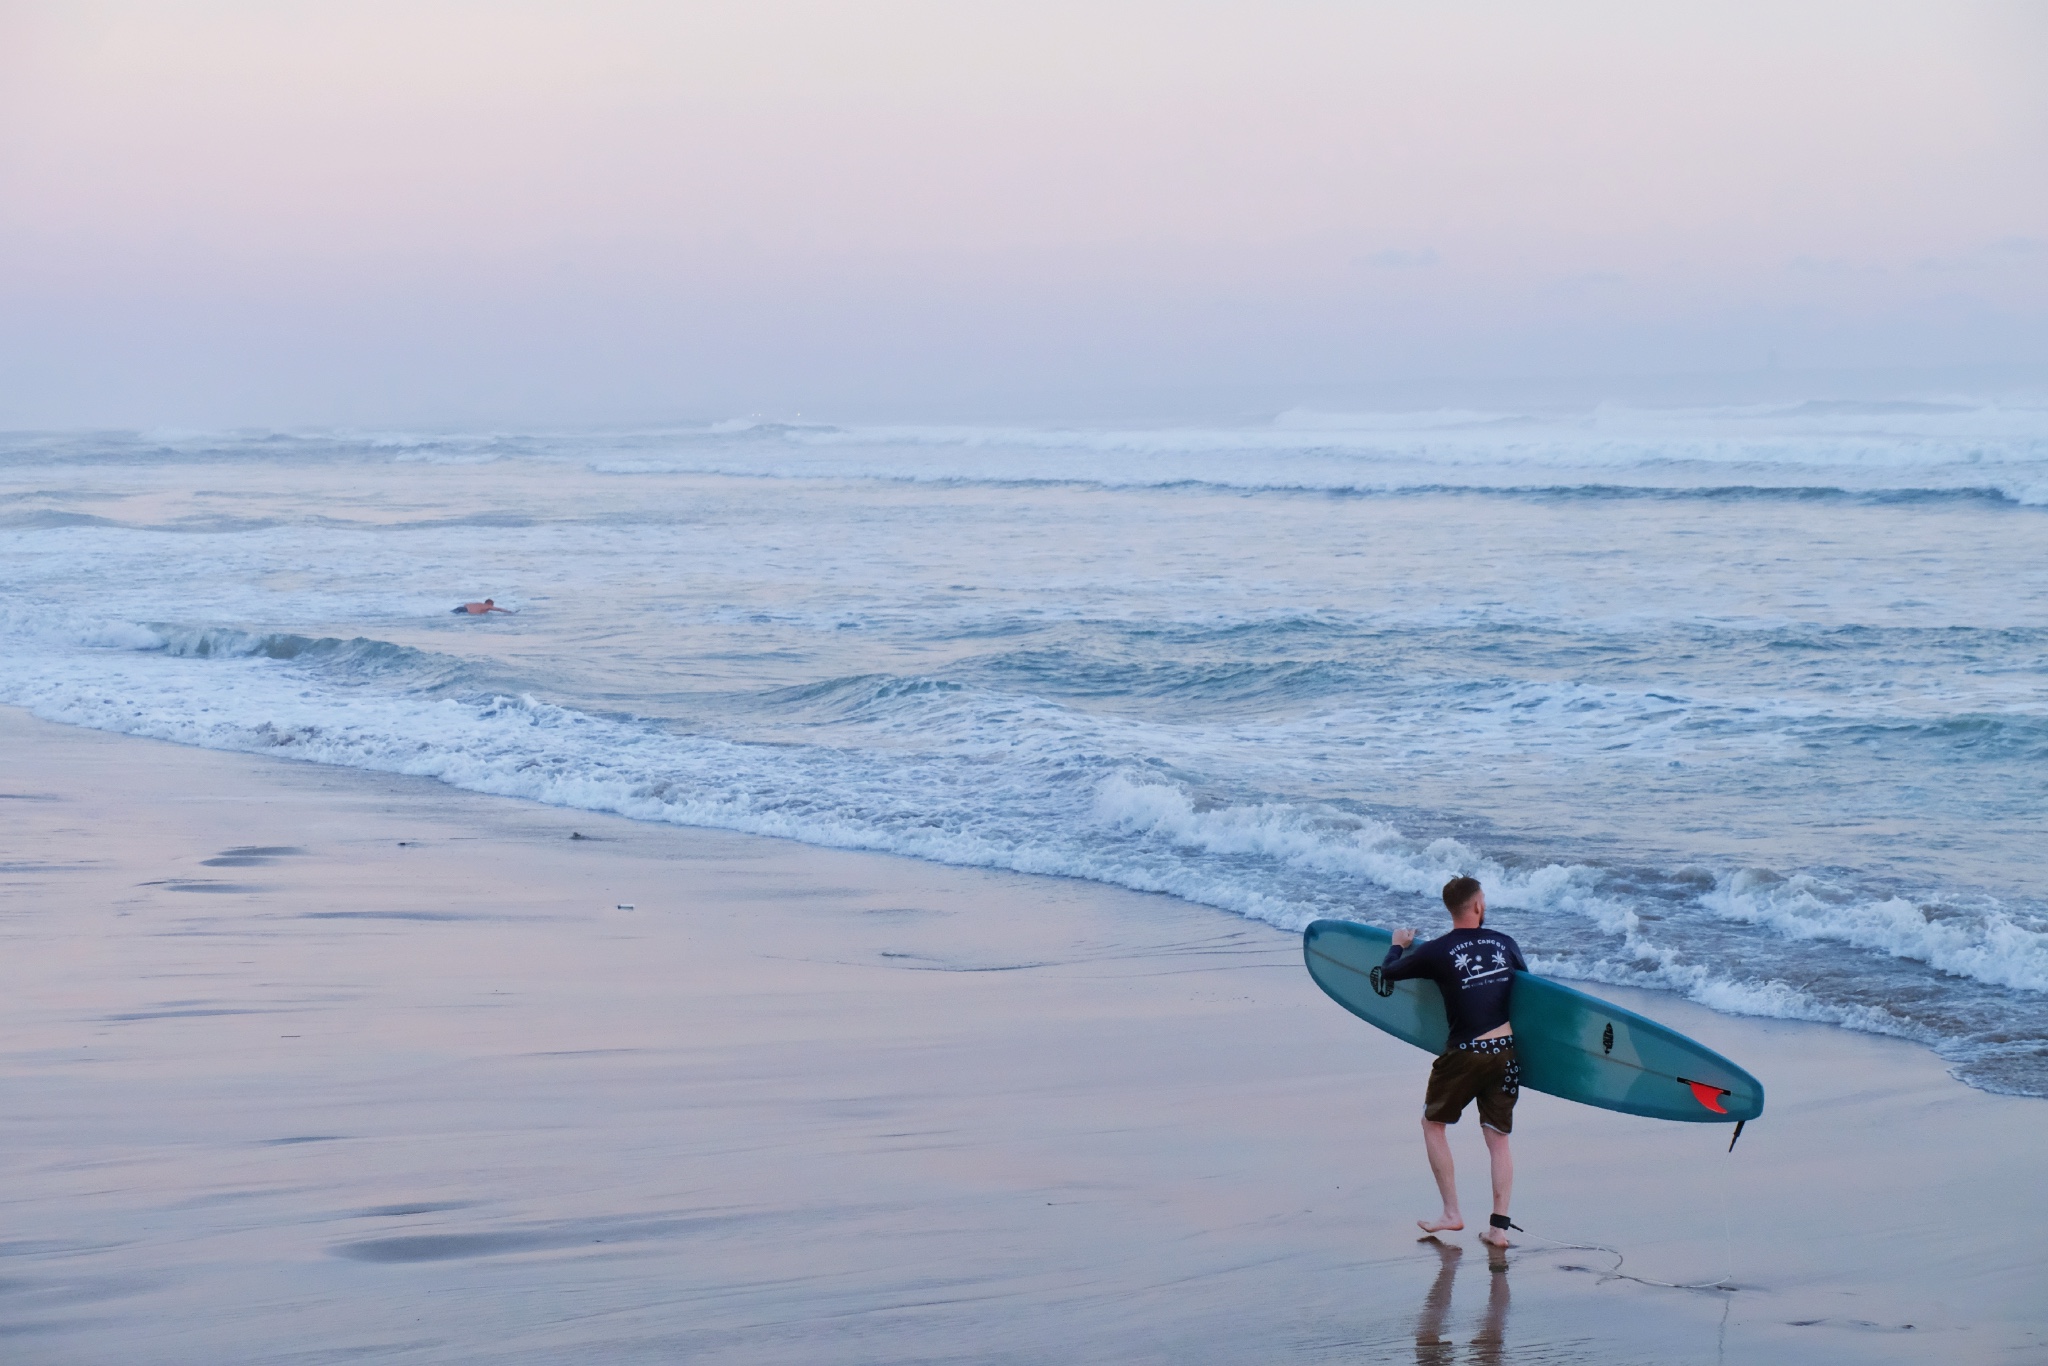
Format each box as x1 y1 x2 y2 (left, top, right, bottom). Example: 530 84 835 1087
3 403 2044 1095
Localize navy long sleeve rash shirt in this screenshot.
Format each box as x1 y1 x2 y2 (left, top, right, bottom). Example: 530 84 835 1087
1380 927 1529 1047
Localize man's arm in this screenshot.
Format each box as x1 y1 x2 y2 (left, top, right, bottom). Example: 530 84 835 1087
1379 928 1427 979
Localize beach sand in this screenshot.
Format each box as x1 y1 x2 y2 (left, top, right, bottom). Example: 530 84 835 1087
3 704 2042 1364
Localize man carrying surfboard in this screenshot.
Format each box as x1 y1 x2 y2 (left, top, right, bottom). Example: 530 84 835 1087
1381 876 1528 1247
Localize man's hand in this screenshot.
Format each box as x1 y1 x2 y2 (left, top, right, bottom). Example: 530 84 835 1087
1392 927 1415 949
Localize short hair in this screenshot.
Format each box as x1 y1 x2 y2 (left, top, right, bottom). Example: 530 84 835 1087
1442 876 1482 914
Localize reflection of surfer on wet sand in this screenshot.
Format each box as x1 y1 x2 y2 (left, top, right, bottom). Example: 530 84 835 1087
1414 1237 1509 1366
451 598 515 615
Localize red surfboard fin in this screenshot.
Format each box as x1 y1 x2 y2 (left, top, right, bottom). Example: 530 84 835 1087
1677 1076 1731 1113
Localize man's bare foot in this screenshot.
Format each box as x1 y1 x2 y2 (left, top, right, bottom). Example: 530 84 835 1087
1417 1214 1464 1233
1478 1226 1511 1248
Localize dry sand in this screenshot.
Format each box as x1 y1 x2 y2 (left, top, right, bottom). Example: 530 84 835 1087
2 705 2042 1364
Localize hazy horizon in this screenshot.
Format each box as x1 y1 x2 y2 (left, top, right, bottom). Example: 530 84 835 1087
4 1 2044 429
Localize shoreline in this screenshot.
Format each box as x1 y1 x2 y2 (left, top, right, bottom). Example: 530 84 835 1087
3 704 2043 1363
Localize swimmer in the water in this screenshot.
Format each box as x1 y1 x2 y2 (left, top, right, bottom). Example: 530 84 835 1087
452 598 514 615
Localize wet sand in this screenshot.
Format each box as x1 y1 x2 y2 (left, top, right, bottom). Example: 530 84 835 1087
3 705 2043 1364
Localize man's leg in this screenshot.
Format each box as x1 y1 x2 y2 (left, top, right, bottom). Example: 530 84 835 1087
1418 1119 1462 1233
1478 1123 1513 1246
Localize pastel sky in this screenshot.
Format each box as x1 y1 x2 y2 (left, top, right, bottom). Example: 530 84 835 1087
2 1 2044 426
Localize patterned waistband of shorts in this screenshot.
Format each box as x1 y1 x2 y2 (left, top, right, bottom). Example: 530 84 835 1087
1455 1035 1515 1055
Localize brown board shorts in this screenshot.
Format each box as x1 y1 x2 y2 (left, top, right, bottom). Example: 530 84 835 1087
1423 1037 1520 1132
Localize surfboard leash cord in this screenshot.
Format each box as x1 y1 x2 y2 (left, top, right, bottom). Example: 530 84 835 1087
1507 1135 1741 1293
1504 1228 1737 1293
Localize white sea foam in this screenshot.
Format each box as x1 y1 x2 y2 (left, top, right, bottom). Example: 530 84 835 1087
1532 952 1931 1042
1703 871 2048 994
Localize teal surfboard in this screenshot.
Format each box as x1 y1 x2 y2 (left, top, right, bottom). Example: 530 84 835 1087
1303 919 1763 1124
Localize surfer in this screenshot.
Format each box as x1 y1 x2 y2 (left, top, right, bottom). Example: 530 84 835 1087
1382 876 1528 1247
452 599 513 615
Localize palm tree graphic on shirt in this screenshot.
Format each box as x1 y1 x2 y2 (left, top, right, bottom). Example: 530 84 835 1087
1453 944 1511 984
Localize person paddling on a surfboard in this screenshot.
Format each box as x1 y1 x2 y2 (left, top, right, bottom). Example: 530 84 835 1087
1382 876 1528 1247
452 598 513 615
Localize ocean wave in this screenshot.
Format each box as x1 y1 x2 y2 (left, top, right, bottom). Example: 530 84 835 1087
1703 871 2048 994
753 672 971 723
0 510 123 529
1791 714 2048 761
11 408 2048 504
578 464 2048 506
1529 952 1934 1043
0 608 485 694
1092 775 2005 976
963 649 1363 711
0 604 167 652
147 627 459 683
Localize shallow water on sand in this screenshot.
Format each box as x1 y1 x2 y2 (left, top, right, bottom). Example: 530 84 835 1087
3 403 2045 1093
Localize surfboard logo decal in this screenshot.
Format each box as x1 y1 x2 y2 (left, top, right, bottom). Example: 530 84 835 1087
1368 966 1395 998
1676 1077 1732 1113
1602 1022 1614 1055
